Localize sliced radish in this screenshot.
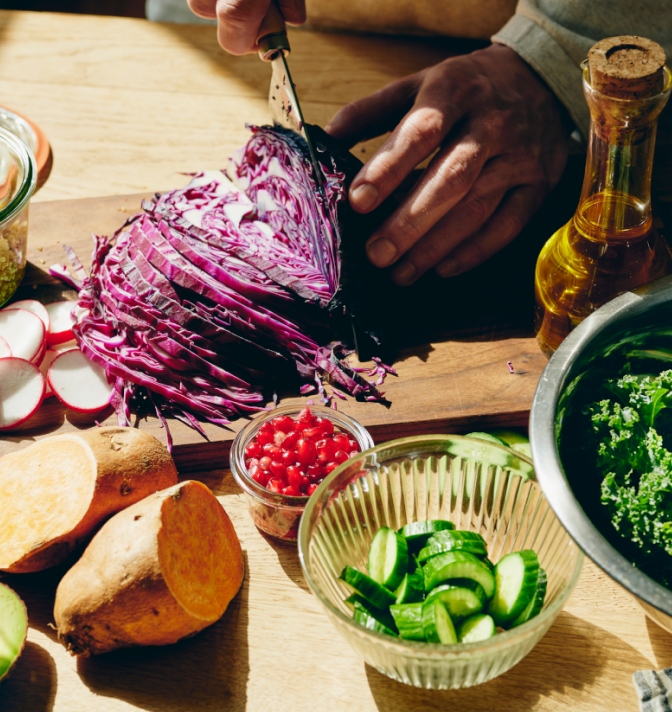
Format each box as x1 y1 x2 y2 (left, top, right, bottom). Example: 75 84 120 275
5 299 50 331
0 335 10 359
0 309 47 363
46 301 75 346
51 339 79 353
48 350 112 413
39 349 61 397
0 358 46 430
31 339 46 367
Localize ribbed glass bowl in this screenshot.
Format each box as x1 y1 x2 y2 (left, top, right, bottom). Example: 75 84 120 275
298 434 584 689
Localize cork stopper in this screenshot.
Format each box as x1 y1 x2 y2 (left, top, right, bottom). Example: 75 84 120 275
588 36 666 99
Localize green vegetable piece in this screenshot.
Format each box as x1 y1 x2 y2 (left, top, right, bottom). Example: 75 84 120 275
390 602 425 641
339 565 396 609
367 526 409 591
399 520 455 553
422 551 496 599
457 613 497 643
487 550 540 626
352 601 398 637
419 530 488 562
394 571 425 604
421 599 457 644
425 580 487 620
510 568 547 628
488 429 532 459
0 582 27 682
465 431 510 447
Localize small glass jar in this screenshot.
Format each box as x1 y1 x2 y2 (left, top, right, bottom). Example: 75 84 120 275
230 404 374 543
0 126 37 308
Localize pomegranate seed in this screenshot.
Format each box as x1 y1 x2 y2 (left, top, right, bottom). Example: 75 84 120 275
296 438 317 466
333 433 350 451
333 449 349 464
324 461 339 474
317 439 336 463
259 455 272 470
307 463 325 480
349 450 360 458
307 483 318 495
269 460 287 478
256 429 273 446
267 477 284 493
259 421 274 435
296 406 315 425
282 484 301 496
348 439 360 452
274 431 287 446
316 417 334 435
287 465 303 488
248 463 260 477
244 441 263 459
262 443 282 460
281 431 299 450
299 476 311 493
302 426 324 440
272 415 294 432
281 449 295 466
252 469 271 486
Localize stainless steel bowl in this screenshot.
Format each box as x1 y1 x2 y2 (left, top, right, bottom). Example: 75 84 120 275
530 274 672 632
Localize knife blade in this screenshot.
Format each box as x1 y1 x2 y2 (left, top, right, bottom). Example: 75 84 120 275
256 2 325 193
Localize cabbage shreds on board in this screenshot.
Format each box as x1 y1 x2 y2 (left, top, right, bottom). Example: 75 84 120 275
73 125 391 442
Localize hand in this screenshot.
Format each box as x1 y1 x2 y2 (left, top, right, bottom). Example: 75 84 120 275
187 0 306 55
325 44 571 285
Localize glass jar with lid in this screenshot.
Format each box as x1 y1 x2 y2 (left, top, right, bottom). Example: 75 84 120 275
0 125 37 307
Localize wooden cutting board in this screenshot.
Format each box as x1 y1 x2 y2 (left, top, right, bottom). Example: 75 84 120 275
0 193 548 472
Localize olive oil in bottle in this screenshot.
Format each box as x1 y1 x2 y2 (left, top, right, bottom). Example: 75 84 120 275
534 36 672 356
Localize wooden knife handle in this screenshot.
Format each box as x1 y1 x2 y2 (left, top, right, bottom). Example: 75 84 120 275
257 1 290 61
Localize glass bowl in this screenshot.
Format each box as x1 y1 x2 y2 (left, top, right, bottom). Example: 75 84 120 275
229 404 374 543
0 126 37 307
298 434 584 689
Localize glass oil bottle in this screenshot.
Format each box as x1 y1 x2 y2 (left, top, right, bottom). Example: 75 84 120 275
534 36 672 356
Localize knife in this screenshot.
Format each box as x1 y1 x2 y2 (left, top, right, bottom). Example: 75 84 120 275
256 2 326 193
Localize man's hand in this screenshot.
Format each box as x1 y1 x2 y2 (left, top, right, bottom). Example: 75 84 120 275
187 0 306 55
326 44 571 285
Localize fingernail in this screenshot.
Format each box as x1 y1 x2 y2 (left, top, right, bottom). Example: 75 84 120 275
437 259 459 278
392 262 416 286
367 237 397 267
350 182 379 212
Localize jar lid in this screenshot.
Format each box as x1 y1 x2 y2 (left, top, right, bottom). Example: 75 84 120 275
0 106 51 192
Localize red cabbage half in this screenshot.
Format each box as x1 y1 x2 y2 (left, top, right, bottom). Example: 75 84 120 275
72 125 394 442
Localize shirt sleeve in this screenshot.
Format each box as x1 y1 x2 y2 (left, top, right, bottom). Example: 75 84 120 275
492 0 672 140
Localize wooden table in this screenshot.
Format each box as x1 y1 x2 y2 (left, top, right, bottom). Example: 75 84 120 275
0 10 670 711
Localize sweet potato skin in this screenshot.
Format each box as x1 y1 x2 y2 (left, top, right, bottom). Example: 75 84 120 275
54 480 244 656
0 426 178 573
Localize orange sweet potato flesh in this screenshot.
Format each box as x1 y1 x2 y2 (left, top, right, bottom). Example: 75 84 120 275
54 480 244 656
0 427 178 573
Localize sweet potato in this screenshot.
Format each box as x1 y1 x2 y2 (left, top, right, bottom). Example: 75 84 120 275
54 480 244 656
0 426 178 573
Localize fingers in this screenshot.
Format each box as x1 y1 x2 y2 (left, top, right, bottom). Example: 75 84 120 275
187 0 218 18
216 0 272 55
365 124 490 271
279 0 306 25
325 72 424 147
435 185 542 278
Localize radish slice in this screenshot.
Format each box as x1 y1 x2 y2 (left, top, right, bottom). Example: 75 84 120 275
5 299 50 331
0 358 46 430
48 350 112 413
0 335 10 359
31 339 46 368
46 301 75 346
52 339 79 353
0 309 47 363
39 349 61 397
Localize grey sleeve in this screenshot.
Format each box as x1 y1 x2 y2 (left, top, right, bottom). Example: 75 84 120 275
492 0 672 140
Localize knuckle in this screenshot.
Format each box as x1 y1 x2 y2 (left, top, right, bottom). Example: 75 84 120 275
403 108 445 156
498 213 523 241
460 192 491 228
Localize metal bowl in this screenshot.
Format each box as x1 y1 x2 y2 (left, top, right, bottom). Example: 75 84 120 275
530 274 672 632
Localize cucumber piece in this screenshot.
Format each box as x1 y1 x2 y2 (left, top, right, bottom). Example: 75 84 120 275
394 571 425 604
510 567 547 628
367 526 409 591
0 583 27 682
347 596 398 633
353 601 398 637
422 551 496 598
425 580 487 620
457 613 497 643
419 530 488 562
339 565 396 609
465 431 510 447
487 550 540 626
399 520 454 552
421 599 457 644
390 602 425 641
489 429 532 460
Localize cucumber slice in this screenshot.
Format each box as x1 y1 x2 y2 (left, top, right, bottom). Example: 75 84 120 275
399 520 454 552
353 601 398 637
510 567 547 628
0 583 27 682
419 530 488 562
422 551 496 598
465 431 510 447
390 602 425 641
489 429 532 459
339 565 396 609
367 526 409 591
425 580 486 620
487 550 540 626
421 599 457 644
394 571 425 604
457 613 497 643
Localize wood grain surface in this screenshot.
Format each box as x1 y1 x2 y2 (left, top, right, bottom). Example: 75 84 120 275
0 10 670 712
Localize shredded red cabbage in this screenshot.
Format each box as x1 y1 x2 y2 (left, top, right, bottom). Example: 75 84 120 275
69 125 392 440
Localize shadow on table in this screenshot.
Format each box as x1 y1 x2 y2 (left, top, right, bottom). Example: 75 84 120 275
364 611 647 711
645 614 672 669
0 641 57 712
